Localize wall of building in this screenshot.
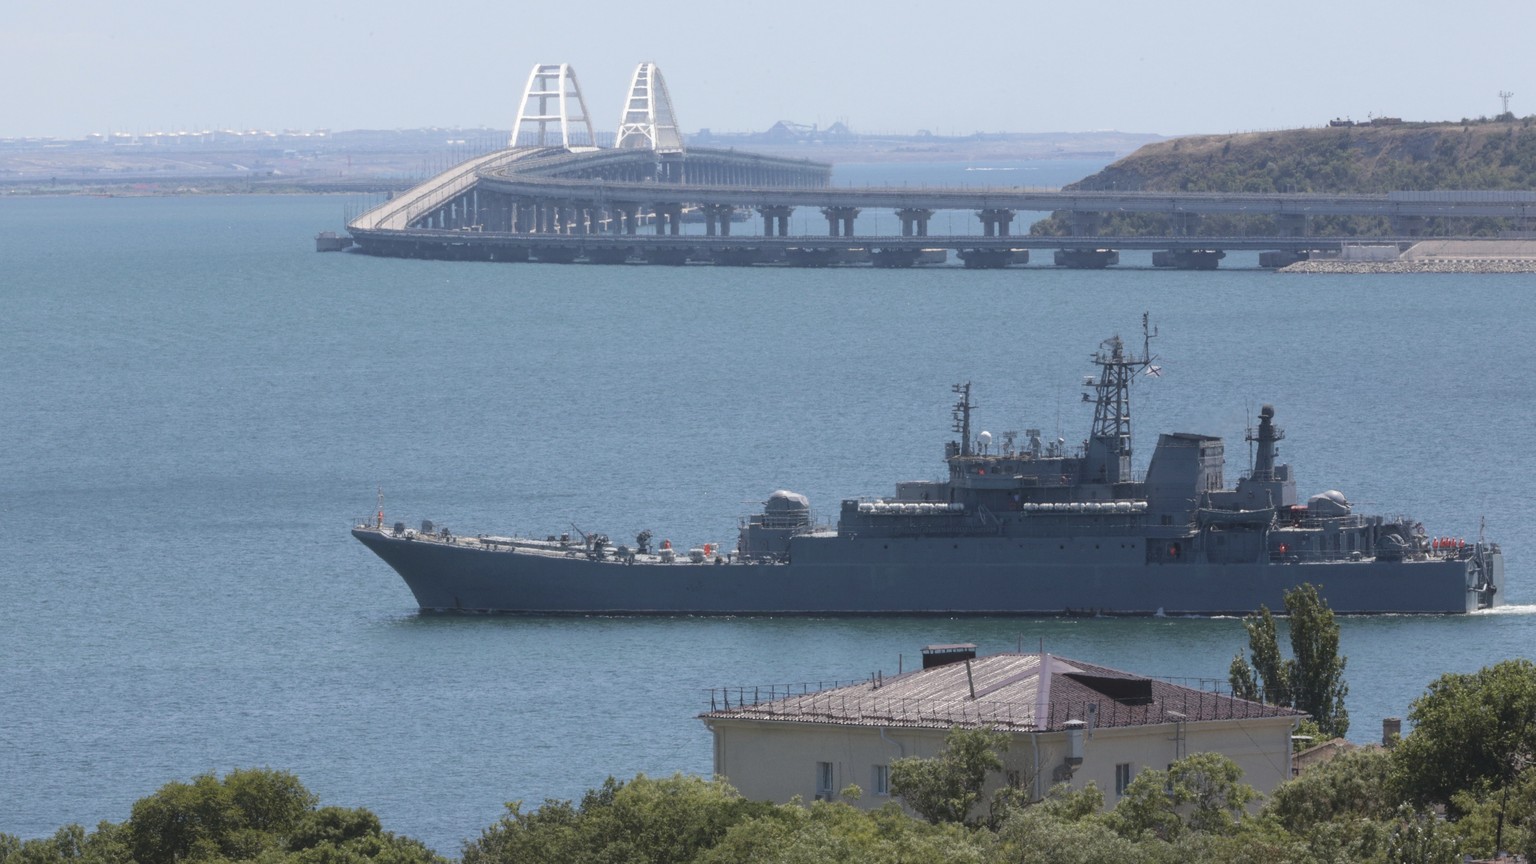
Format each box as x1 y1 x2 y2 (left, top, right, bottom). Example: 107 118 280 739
705 715 1296 814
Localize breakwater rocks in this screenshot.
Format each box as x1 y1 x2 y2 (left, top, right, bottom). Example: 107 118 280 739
1280 259 1536 274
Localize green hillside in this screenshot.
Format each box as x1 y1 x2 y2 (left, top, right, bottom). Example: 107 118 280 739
1031 118 1536 236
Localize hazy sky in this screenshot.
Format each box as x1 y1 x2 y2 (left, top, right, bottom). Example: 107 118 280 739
4 0 1532 139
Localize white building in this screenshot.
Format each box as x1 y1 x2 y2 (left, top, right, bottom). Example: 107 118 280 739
701 645 1302 811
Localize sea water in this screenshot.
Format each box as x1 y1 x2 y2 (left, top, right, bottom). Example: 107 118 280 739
2 188 1534 853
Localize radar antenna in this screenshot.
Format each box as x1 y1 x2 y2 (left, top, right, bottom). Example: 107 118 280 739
951 382 975 457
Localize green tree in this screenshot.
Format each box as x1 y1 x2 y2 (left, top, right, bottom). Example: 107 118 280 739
1392 658 1536 814
1172 752 1259 834
991 802 1137 864
700 799 989 864
1384 804 1460 864
1105 753 1257 841
462 774 767 864
126 769 318 864
889 727 1011 827
283 806 443 864
1229 583 1349 737
1265 746 1397 834
1104 766 1183 841
1031 782 1103 823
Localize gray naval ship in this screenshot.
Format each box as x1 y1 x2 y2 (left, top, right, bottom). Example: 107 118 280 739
353 323 1503 615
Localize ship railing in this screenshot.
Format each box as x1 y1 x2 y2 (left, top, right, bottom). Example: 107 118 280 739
702 688 1294 730
1294 514 1371 530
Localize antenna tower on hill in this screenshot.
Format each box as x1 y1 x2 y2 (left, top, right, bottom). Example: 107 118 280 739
1499 90 1515 115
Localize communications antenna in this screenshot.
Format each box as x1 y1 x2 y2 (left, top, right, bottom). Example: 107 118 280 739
1499 91 1515 115
1082 315 1156 484
951 382 975 457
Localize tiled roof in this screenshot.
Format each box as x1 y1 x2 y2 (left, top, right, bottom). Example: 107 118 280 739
701 653 1303 732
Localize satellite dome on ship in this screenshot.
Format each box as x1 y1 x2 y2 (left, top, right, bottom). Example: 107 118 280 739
765 490 810 511
1307 490 1352 516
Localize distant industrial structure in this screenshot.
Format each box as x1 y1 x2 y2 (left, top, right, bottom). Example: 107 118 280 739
344 64 1536 270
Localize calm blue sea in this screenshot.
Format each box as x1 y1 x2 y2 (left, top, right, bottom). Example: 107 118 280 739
3 177 1535 854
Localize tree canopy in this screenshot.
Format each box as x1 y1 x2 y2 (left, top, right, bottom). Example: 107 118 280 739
1393 658 1536 809
20 655 1536 864
1 769 441 864
889 726 1013 828
1229 583 1350 738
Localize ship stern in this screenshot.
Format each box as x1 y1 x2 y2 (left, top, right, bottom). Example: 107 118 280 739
1472 544 1505 611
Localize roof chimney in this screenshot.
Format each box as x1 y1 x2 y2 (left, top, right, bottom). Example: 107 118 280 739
1382 717 1402 748
921 643 978 669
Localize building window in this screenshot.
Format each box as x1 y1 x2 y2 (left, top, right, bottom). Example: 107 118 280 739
1115 762 1134 797
872 764 890 797
816 761 835 799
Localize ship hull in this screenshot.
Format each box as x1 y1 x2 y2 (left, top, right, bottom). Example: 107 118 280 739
352 528 1500 615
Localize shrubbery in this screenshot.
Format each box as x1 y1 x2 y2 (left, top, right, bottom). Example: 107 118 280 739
8 658 1536 864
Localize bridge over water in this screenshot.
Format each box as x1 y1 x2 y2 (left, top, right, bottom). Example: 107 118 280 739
346 63 1536 270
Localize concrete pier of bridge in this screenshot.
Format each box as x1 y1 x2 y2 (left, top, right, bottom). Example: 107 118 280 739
1055 249 1120 269
896 208 933 237
1153 249 1225 270
701 204 736 236
822 206 859 237
759 205 793 237
978 208 1016 237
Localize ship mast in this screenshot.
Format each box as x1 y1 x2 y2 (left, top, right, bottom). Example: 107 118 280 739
1083 315 1156 484
1246 404 1285 481
952 382 975 457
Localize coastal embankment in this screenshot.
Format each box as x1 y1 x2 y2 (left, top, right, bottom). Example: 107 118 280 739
1280 240 1536 273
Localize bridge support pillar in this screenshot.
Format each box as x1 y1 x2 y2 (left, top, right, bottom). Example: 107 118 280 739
1259 250 1310 269
958 249 1024 269
822 207 859 237
614 206 640 235
759 206 793 237
1153 249 1225 270
701 204 735 237
977 209 1016 237
653 203 684 236
1054 248 1119 269
895 208 933 237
